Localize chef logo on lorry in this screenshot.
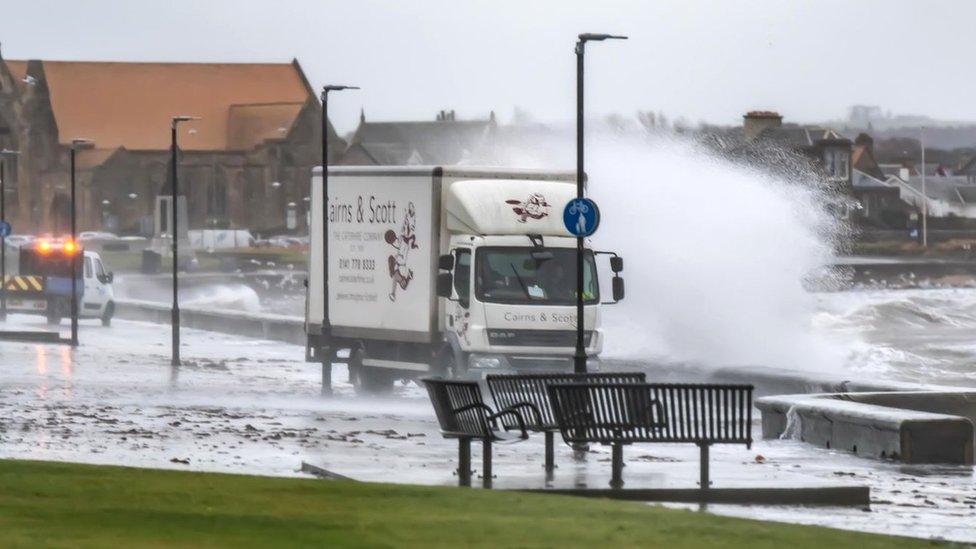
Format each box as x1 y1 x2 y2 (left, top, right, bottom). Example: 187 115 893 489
505 193 550 223
453 306 471 345
385 201 419 301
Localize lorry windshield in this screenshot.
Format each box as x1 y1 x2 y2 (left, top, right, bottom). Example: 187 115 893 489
476 247 598 305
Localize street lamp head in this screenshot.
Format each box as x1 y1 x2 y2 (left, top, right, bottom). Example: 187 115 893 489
579 33 628 43
321 85 360 102
323 85 360 92
172 115 200 128
70 138 95 150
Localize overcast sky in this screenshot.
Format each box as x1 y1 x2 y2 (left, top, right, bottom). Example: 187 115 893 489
1 0 969 133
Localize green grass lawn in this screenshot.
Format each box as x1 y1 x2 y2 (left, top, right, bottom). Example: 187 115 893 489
0 460 946 548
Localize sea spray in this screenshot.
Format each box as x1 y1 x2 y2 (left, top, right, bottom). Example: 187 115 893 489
589 135 850 372
780 405 803 440
479 127 852 373
182 283 262 313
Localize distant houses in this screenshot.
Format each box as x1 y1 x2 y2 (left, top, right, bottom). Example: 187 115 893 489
700 111 917 229
326 105 976 233
339 109 497 166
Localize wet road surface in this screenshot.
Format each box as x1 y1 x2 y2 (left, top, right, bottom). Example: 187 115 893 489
0 314 973 543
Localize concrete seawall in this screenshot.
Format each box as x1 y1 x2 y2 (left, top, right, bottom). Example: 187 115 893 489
115 299 305 345
758 392 976 464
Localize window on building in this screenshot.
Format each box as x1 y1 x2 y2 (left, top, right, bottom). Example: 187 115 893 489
824 150 836 176
1 155 18 209
244 171 265 202
207 180 228 220
159 199 169 234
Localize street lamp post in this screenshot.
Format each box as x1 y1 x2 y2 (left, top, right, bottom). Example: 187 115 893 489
0 148 20 323
320 85 358 395
574 33 626 374
170 115 199 368
920 128 928 248
69 139 94 346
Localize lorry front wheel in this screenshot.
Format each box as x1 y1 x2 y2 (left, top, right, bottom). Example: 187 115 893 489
437 345 467 380
348 347 394 395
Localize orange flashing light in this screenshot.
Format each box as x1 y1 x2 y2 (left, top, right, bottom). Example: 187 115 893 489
63 240 77 255
37 239 52 254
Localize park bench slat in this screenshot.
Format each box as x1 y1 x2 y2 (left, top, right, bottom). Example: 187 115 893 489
485 372 646 473
547 382 753 488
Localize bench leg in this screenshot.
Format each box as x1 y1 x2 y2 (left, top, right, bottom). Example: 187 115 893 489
572 442 589 461
544 431 555 473
610 442 624 489
458 438 471 487
698 443 711 489
482 439 493 488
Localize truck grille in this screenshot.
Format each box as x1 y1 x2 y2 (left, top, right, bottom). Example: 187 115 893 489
487 329 593 347
507 356 574 371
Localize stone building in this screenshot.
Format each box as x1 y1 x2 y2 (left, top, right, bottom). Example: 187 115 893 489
0 52 342 236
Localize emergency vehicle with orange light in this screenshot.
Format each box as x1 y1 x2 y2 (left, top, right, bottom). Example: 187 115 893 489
3 237 116 325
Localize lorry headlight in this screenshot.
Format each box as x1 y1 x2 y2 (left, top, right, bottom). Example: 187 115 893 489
468 354 508 370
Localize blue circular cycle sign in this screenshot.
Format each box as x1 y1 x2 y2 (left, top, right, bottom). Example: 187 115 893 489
0 221 10 238
563 198 600 237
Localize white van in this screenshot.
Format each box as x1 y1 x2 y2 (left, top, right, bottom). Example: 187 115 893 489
79 250 116 326
7 242 115 326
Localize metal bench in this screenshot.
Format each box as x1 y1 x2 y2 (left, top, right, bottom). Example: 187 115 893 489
548 382 753 488
422 377 529 487
485 372 646 472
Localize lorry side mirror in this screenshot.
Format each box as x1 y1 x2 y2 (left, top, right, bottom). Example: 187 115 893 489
610 256 624 273
436 272 454 298
107 271 114 284
438 254 454 271
612 276 625 302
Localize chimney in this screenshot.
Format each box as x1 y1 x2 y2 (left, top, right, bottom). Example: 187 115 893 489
743 111 782 141
855 132 874 155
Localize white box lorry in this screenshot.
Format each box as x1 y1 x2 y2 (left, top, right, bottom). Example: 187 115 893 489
306 166 624 391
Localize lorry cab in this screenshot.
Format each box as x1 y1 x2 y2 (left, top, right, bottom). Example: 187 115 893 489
439 234 605 374
8 239 115 326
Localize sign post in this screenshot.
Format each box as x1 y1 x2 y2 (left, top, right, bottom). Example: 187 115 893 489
0 151 16 322
0 219 9 322
563 197 600 373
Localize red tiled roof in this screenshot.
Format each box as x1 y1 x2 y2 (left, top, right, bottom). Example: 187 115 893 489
227 102 305 150
9 60 312 151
